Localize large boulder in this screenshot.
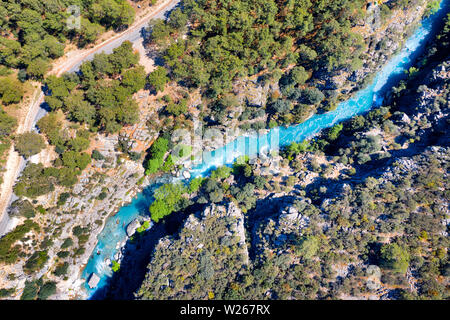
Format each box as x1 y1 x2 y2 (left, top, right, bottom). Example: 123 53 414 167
126 219 140 237
182 170 191 179
87 273 100 289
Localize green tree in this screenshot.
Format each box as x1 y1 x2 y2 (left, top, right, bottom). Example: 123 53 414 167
20 280 39 300
0 77 24 104
121 66 146 94
0 111 17 136
26 58 50 79
149 199 173 222
327 123 343 141
149 183 186 222
14 132 46 158
37 281 56 300
166 100 188 117
62 151 91 170
147 66 169 93
380 243 410 274
296 236 319 260
78 18 105 46
68 137 90 152
53 262 69 277
291 66 309 85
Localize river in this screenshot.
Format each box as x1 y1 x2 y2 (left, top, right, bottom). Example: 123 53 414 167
81 0 450 298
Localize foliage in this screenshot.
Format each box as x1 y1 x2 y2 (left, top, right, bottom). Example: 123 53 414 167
112 260 120 272
20 280 40 300
53 262 69 277
14 132 46 158
0 110 17 136
37 281 56 300
147 66 169 93
296 236 320 260
145 137 170 175
0 77 24 104
149 0 365 98
9 199 35 219
0 220 39 264
24 251 49 274
380 243 410 274
0 0 136 79
149 182 187 222
44 41 140 134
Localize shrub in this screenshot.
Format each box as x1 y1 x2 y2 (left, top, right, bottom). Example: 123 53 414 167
299 88 325 105
24 251 49 274
37 281 56 300
91 149 105 160
61 238 73 249
57 193 71 206
53 262 69 277
14 132 46 158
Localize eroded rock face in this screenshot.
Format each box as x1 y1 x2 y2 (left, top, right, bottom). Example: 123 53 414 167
137 202 249 299
126 219 140 237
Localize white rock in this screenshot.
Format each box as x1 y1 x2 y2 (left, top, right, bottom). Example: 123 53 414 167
126 219 140 237
182 170 191 179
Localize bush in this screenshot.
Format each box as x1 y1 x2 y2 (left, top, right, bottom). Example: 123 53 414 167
380 243 410 274
327 124 343 141
57 251 70 259
53 262 69 277
9 199 35 218
62 151 91 170
299 88 325 105
147 66 169 93
0 288 15 298
0 77 24 104
149 183 187 222
61 238 74 250
0 111 17 136
290 66 309 85
111 260 120 272
0 220 39 264
14 132 46 158
24 251 49 274
97 191 108 200
57 193 71 206
20 280 40 300
145 137 169 174
91 149 105 160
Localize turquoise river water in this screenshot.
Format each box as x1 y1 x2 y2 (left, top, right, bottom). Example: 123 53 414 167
82 0 449 298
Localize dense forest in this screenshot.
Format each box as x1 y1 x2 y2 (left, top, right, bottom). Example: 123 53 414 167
147 0 439 121
150 0 367 96
0 0 135 80
134 11 450 300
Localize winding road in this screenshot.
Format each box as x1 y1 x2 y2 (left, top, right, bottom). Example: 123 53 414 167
0 0 180 236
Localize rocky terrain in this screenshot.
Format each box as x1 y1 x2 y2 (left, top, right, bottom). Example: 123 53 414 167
135 54 449 300
0 0 447 300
